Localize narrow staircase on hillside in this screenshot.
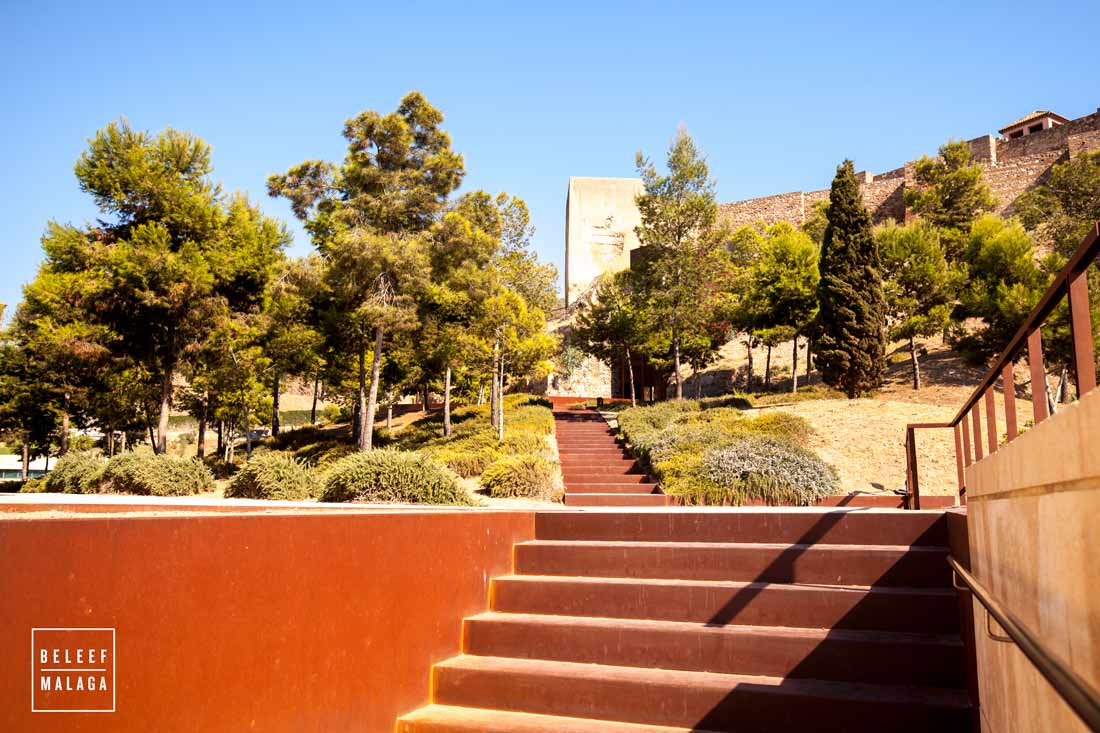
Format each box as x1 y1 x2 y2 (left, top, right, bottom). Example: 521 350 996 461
398 509 972 732
553 409 671 507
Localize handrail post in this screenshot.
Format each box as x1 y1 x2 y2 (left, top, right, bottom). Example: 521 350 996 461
1067 267 1096 397
905 427 920 510
984 390 998 453
971 406 983 460
1002 363 1018 440
1028 328 1049 424
953 424 965 498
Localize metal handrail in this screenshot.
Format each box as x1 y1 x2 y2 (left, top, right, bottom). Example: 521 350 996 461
947 556 1100 732
905 223 1100 505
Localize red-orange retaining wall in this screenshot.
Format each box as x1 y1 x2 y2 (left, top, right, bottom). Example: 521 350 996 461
0 510 535 732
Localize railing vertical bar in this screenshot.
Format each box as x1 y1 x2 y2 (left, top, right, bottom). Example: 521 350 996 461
1068 267 1096 397
962 417 973 467
1028 328 1049 424
1003 363 1018 441
972 405 984 460
953 424 965 494
906 427 920 510
984 389 998 453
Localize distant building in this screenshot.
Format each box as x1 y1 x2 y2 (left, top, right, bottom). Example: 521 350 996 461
998 110 1069 139
0 454 48 480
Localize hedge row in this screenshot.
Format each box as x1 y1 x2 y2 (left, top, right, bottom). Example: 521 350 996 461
616 401 836 506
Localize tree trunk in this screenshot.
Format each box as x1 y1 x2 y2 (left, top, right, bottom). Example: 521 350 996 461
121 431 127 452
625 347 637 408
764 345 773 390
423 383 430 413
806 338 812 382
497 353 506 442
443 366 452 437
490 340 500 428
147 422 156 451
386 402 393 431
243 402 252 460
216 419 224 458
363 326 384 451
745 337 755 392
477 380 486 406
791 337 799 393
196 397 207 460
156 361 174 455
310 373 320 425
909 336 922 391
60 394 70 455
107 429 115 458
271 371 282 437
356 337 369 451
21 442 29 482
692 362 702 399
673 335 683 400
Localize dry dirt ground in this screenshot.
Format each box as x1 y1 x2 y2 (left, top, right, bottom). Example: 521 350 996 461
708 336 1043 497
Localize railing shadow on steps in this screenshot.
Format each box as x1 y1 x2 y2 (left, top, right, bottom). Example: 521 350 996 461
694 508 972 732
905 223 1100 509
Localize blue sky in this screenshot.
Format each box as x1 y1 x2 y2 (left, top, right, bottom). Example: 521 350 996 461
2 1 1097 316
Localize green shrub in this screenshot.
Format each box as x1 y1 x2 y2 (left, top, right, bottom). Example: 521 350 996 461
617 400 700 458
618 399 825 506
699 436 838 505
292 440 357 470
43 450 106 494
19 478 45 493
480 454 560 500
320 449 476 505
431 447 500 478
102 452 214 496
226 451 319 500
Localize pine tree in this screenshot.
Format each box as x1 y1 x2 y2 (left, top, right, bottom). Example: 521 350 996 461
816 160 886 398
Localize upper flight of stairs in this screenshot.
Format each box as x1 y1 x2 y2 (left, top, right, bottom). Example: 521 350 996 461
554 408 671 507
398 509 971 733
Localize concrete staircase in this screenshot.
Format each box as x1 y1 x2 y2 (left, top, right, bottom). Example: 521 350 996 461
554 409 671 507
398 509 971 732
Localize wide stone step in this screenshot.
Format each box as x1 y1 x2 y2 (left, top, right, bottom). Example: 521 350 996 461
463 612 964 687
563 483 660 494
398 705 712 733
513 540 951 587
564 473 651 484
491 575 959 633
535 509 949 547
565 493 671 507
432 656 971 732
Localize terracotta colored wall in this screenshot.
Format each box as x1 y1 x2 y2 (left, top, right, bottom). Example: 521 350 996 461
0 510 534 732
965 387 1100 733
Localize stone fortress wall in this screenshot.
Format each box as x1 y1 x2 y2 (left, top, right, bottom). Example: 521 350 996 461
717 108 1100 231
551 107 1100 396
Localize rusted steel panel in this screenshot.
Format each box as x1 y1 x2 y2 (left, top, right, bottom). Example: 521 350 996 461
0 510 535 732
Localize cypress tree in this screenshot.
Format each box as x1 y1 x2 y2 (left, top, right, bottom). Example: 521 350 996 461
816 160 886 397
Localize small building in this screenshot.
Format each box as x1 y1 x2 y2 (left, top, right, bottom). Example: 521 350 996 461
0 454 49 480
998 110 1069 139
